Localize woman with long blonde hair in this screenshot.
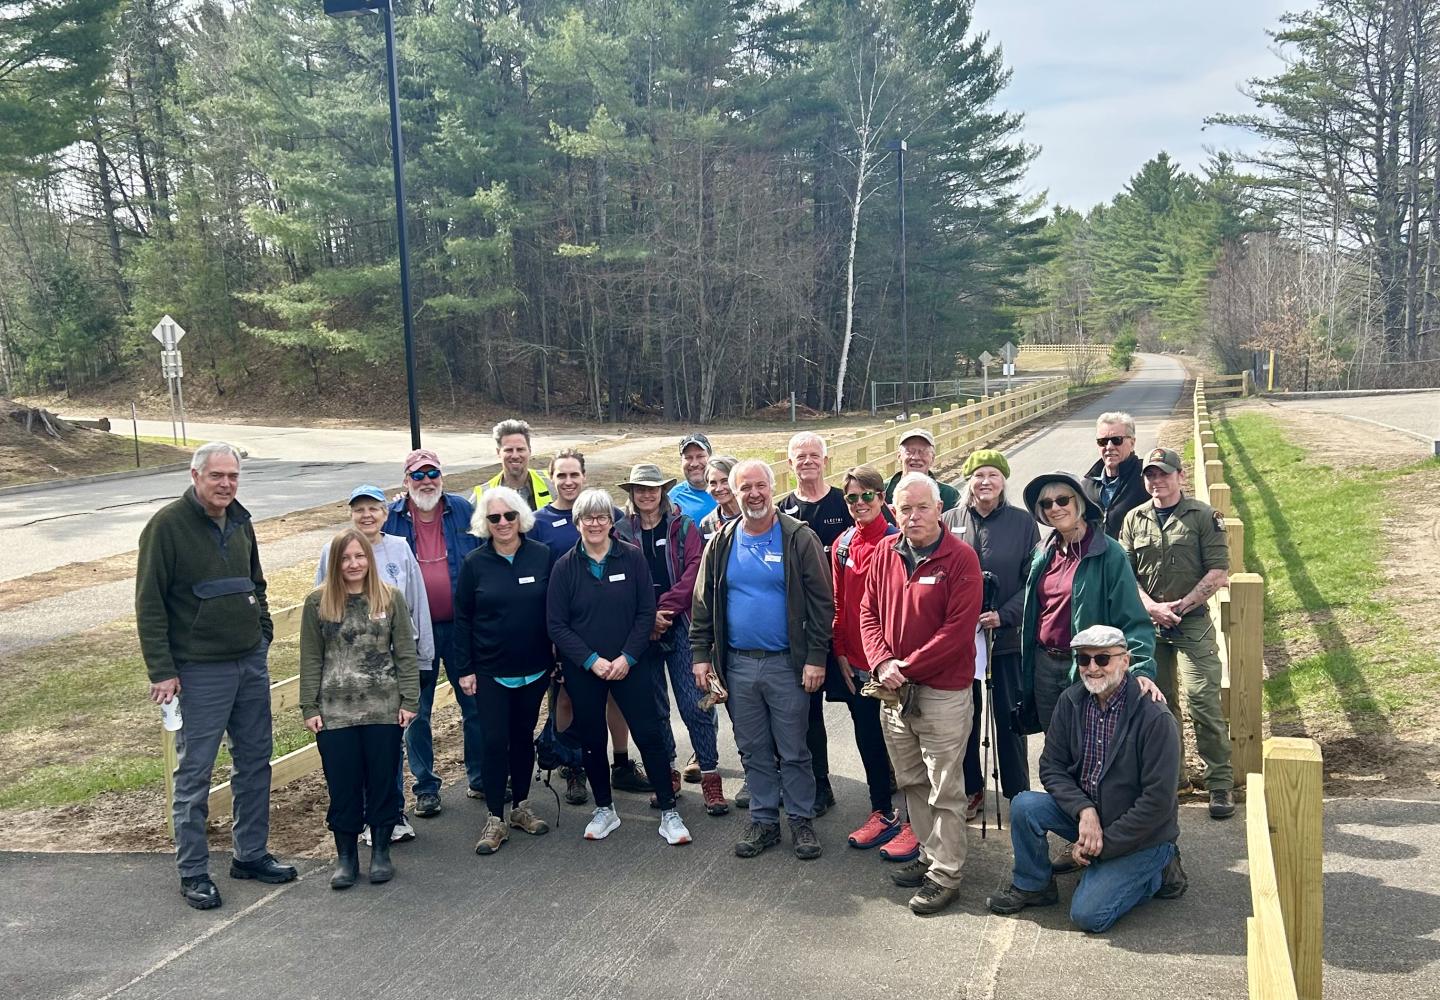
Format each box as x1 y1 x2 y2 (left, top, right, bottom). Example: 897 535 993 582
300 527 420 889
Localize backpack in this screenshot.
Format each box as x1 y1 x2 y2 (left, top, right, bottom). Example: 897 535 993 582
834 522 898 572
533 682 585 826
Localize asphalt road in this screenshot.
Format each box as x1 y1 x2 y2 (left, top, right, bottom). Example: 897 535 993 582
1260 391 1440 452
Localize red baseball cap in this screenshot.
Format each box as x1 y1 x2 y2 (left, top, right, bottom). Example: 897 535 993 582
403 448 442 475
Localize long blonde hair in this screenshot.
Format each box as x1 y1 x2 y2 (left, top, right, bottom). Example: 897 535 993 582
318 528 392 622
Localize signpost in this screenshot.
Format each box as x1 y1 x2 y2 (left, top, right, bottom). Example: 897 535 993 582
1000 340 1018 392
151 315 188 445
978 350 995 396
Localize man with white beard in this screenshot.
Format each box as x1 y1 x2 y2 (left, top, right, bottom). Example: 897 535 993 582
384 449 483 818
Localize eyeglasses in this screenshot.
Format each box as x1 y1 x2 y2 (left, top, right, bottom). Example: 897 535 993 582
1096 436 1130 447
579 514 612 525
1075 652 1122 667
408 468 442 481
1038 495 1074 511
485 511 519 524
844 491 879 505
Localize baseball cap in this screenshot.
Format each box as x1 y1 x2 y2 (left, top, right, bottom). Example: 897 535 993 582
1070 625 1128 650
403 448 442 475
900 427 935 448
348 484 387 505
679 432 712 455
1142 448 1183 475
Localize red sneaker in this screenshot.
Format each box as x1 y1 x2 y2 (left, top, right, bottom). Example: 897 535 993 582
965 790 985 821
879 822 920 862
847 810 900 849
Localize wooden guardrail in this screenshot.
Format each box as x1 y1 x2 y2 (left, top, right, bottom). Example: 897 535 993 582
1206 371 1254 399
1017 343 1110 356
1246 738 1324 1000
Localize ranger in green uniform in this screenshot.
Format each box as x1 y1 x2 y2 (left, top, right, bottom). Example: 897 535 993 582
1120 447 1234 820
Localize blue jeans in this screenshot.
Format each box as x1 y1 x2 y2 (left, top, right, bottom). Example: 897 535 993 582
650 625 720 772
407 620 484 797
1009 790 1175 933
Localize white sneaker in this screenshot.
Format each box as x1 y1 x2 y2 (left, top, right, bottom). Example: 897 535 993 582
658 810 692 845
361 826 373 847
584 805 621 840
392 814 416 843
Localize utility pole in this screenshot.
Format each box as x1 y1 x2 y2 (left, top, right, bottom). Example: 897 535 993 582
888 138 909 418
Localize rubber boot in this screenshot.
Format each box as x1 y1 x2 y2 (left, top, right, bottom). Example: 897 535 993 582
369 827 395 884
330 832 359 890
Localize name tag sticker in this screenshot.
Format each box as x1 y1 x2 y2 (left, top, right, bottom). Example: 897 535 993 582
371 611 387 620
248 595 257 604
951 526 964 534
609 573 627 582
845 558 856 568
518 576 536 585
654 538 667 547
918 576 938 585
553 519 568 527
764 553 783 564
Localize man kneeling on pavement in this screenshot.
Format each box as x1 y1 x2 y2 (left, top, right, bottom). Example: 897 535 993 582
987 624 1186 932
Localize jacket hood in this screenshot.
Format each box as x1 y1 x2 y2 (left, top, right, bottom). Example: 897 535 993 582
1022 470 1101 524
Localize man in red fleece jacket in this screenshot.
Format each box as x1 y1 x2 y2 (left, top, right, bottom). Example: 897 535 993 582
860 472 983 916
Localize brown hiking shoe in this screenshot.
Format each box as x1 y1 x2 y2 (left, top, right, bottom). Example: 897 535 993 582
683 754 703 784
700 772 730 816
474 815 508 855
508 802 550 836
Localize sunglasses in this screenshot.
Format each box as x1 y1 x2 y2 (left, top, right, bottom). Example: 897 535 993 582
485 511 519 524
408 468 442 481
1096 436 1130 447
844 490 879 504
1075 652 1122 667
1038 495 1074 511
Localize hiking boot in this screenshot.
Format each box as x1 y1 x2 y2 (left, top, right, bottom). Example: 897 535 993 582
392 814 416 843
813 776 836 818
848 810 901 849
790 817 822 860
562 767 589 805
682 754 702 784
584 805 621 841
965 790 985 822
658 809 693 845
611 759 650 793
891 857 930 888
650 768 684 808
909 876 959 916
987 878 1059 915
466 786 484 799
1208 788 1236 820
508 801 550 836
330 833 359 890
880 823 920 862
369 830 395 883
230 853 297 884
413 792 442 818
475 815 508 855
734 821 781 858
734 778 751 810
180 875 221 910
1051 842 1081 875
1156 847 1189 900
701 772 730 816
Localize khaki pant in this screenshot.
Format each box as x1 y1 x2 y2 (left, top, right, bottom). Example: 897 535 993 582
881 684 973 889
1154 612 1233 791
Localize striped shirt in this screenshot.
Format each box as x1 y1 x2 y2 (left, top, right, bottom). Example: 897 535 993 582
1079 672 1130 798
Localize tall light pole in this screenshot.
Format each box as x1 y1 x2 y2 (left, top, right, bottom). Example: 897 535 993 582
325 0 422 449
887 138 909 418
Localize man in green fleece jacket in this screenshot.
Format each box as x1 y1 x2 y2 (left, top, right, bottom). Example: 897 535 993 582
136 442 296 911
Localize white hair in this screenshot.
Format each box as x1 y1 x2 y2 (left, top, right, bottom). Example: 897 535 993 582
729 458 775 492
191 441 243 473
471 485 536 537
894 471 941 505
1096 411 1136 437
787 431 827 458
572 488 617 523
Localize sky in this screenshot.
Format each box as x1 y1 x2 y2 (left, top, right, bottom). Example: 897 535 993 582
968 0 1292 213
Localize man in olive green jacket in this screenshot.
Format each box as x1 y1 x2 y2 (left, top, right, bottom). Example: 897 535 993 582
136 442 295 911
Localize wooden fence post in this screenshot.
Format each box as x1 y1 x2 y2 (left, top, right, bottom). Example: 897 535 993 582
1229 573 1265 784
1209 482 1232 517
1264 738 1325 1000
1225 517 1246 574
1206 458 1225 489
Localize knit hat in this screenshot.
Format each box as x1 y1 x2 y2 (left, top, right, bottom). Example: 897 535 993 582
962 449 1010 479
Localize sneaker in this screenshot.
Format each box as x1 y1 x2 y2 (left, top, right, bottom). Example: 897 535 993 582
361 826 373 848
1156 847 1189 899
880 823 920 862
701 772 730 816
180 874 221 910
414 792 442 818
508 801 550 836
474 815 508 855
584 805 621 841
790 817 822 860
1208 789 1236 820
682 754 702 784
965 790 985 821
658 809 692 845
562 767 589 806
466 786 484 799
891 857 931 888
734 821 781 858
987 878 1060 915
611 759 650 793
392 814 416 843
848 810 901 849
649 768 684 809
909 876 959 916
734 778 751 810
813 777 836 818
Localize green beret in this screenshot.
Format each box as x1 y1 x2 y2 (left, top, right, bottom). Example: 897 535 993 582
962 449 1010 479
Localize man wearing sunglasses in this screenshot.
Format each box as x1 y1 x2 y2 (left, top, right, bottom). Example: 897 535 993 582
384 449 483 819
1086 412 1149 539
987 624 1185 932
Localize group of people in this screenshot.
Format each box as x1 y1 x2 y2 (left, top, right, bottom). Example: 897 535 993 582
137 409 1233 928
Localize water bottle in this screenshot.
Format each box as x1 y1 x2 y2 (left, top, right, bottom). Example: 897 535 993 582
160 697 183 732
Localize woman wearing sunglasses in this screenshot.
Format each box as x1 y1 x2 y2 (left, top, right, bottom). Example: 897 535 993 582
451 486 555 855
1018 471 1158 734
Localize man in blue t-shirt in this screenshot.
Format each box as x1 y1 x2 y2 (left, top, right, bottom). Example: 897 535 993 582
669 432 718 524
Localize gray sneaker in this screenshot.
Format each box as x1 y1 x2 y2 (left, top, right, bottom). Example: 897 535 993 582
1208 789 1236 819
790 818 822 860
734 821 781 858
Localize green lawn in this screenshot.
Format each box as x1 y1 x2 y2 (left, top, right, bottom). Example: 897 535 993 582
1215 412 1440 736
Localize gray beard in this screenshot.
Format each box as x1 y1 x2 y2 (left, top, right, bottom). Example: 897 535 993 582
1083 673 1123 697
743 505 773 522
408 489 441 513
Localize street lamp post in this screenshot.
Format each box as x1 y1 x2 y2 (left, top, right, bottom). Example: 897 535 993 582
324 0 422 449
887 138 909 418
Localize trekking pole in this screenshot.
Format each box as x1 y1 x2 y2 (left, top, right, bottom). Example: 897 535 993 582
980 571 999 840
987 631 1003 832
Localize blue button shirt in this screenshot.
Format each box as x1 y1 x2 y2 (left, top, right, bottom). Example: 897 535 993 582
670 481 717 524
725 521 788 652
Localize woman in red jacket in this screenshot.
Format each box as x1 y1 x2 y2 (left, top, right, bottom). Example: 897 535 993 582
830 466 905 855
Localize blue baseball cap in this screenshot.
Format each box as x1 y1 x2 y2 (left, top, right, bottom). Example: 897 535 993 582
348 484 387 505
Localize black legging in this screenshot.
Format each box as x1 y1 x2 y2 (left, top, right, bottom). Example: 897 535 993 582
840 674 893 814
807 690 830 784
963 654 1031 799
561 656 674 811
473 674 549 816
